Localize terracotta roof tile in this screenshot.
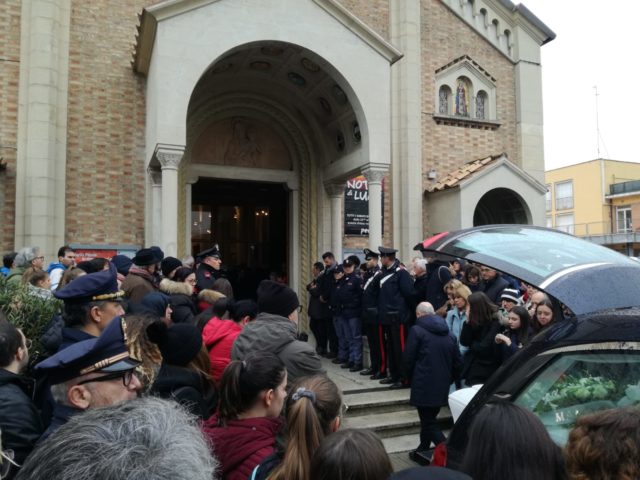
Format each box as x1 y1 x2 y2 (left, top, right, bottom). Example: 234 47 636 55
427 154 503 192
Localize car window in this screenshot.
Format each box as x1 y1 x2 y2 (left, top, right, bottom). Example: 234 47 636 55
443 227 636 281
514 350 640 445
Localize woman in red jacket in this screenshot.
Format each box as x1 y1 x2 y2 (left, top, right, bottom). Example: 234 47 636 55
203 352 286 480
202 299 257 386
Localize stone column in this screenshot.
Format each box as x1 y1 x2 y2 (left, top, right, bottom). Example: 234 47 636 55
148 168 162 247
156 148 183 257
363 167 387 249
390 0 423 260
15 0 71 258
325 183 344 261
185 177 197 257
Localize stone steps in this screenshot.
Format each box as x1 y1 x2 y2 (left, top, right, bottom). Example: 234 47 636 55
322 357 453 456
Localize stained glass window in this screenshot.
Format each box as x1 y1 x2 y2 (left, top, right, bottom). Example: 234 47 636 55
438 86 450 114
476 91 486 119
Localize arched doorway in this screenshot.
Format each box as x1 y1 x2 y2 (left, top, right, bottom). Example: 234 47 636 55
473 188 531 226
185 41 364 296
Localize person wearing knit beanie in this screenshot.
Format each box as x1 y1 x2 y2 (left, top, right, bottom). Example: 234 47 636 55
147 322 202 367
161 256 183 279
257 280 300 321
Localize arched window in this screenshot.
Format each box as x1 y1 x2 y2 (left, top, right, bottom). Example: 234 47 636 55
438 85 452 115
455 77 471 117
476 90 487 119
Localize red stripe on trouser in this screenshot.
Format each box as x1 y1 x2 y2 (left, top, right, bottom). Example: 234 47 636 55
378 325 386 374
399 324 405 351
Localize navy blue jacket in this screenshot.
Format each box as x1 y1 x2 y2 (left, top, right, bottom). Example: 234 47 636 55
481 275 510 304
404 314 461 407
330 273 363 318
377 260 414 325
425 262 452 311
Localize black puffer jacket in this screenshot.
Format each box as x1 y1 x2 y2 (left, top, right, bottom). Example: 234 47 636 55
159 279 198 325
150 364 217 419
0 369 43 467
459 313 502 385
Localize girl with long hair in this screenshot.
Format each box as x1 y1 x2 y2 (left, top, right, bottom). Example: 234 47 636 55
253 374 343 480
459 291 502 385
203 352 286 480
495 305 532 361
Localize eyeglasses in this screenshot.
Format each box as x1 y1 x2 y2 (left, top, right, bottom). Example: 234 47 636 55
22 338 32 350
34 256 44 261
77 369 136 388
186 278 196 285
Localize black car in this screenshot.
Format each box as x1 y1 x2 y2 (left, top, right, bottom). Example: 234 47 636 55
414 225 640 469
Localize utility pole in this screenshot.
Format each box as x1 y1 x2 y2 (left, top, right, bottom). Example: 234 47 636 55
594 85 601 159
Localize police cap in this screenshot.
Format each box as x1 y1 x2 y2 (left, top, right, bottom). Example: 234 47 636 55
35 317 140 385
197 245 221 262
363 248 379 260
53 263 123 304
378 246 398 257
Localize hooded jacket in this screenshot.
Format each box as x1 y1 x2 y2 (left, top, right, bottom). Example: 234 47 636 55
159 278 198 325
202 317 242 385
403 314 461 407
203 414 283 480
0 369 43 466
231 312 324 384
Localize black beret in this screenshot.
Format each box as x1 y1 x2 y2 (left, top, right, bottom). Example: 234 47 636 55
256 280 299 317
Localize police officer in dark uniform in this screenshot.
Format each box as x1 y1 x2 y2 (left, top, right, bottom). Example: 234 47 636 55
36 317 142 441
195 245 223 292
377 246 414 389
317 252 339 358
360 248 384 378
333 257 363 371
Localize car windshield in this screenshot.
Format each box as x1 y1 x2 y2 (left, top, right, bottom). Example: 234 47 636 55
514 349 640 445
439 226 636 283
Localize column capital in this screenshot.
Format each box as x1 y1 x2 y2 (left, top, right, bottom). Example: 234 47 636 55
154 144 184 171
362 166 388 184
324 182 344 197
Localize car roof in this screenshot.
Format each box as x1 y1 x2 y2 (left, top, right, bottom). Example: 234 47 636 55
416 225 640 316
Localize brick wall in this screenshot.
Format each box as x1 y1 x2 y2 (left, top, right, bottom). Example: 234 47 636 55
63 0 164 247
337 0 389 40
421 0 518 232
0 0 21 253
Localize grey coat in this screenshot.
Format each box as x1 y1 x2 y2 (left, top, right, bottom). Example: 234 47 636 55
231 312 324 384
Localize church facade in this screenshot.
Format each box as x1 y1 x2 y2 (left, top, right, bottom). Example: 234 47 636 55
0 0 554 295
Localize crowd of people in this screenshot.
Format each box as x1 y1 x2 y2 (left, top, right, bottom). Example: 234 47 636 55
0 244 637 479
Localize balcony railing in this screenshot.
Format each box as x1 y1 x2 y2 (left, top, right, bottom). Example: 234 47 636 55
555 221 612 237
610 180 640 196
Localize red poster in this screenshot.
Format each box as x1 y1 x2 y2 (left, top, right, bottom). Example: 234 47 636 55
74 249 118 263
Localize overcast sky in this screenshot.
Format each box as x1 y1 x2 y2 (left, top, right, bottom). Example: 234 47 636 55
521 0 640 170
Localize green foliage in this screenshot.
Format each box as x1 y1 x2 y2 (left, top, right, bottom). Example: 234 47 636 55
0 275 61 359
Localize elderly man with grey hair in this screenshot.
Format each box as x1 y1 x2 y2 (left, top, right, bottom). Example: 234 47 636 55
7 247 44 286
16 397 218 480
403 301 462 465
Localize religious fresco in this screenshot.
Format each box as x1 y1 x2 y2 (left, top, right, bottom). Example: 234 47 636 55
455 77 470 117
191 117 292 170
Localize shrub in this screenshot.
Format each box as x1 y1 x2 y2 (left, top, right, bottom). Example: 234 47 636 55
0 275 61 361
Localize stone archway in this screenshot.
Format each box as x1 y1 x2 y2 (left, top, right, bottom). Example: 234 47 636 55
473 187 531 226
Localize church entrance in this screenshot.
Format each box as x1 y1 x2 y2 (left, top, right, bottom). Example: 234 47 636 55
191 178 289 300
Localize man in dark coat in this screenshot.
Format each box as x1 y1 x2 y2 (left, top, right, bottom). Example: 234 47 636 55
195 246 223 292
315 251 339 358
360 248 384 378
0 322 43 477
404 302 461 462
377 246 414 389
306 261 332 355
480 265 509 304
122 247 163 304
424 253 452 316
332 258 363 371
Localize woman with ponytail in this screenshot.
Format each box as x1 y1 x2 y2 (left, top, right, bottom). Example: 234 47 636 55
203 352 287 480
253 374 343 480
